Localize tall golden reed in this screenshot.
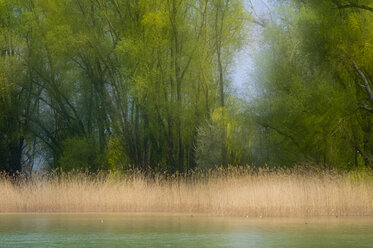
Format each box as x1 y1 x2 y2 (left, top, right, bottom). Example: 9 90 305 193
0 166 372 216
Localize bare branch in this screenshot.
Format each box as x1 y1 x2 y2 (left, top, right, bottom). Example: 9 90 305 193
332 0 373 13
358 105 373 114
256 120 300 148
351 59 373 106
250 18 267 28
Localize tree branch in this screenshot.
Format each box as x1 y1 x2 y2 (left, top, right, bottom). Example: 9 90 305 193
333 0 373 13
256 120 301 148
358 104 373 114
351 59 373 106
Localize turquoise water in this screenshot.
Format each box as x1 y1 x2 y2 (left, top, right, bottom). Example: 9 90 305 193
0 214 372 247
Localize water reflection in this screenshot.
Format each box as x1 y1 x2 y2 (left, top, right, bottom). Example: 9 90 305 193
0 214 372 248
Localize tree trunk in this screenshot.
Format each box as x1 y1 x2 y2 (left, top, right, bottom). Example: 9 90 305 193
8 137 24 176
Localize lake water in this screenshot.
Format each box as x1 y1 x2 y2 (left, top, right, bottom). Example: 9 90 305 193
0 214 372 247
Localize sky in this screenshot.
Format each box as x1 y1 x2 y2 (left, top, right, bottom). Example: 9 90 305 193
231 0 270 97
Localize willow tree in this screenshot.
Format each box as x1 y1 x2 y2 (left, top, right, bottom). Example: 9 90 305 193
116 0 249 170
0 0 249 173
251 0 373 168
0 0 29 174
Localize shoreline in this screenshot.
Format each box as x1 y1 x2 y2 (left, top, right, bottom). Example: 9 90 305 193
0 211 373 219
1 168 372 217
1 212 373 217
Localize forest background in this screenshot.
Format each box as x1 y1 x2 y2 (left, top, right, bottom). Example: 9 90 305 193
1 0 373 175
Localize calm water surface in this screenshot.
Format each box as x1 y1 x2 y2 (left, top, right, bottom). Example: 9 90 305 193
0 214 372 247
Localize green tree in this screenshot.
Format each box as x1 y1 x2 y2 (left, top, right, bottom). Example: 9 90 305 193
250 0 373 168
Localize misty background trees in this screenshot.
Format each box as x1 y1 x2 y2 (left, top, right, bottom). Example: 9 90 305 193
1 0 373 174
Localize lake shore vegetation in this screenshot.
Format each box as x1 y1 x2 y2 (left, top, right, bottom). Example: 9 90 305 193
1 166 372 216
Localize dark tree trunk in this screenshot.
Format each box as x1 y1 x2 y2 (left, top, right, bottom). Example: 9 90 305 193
8 137 24 176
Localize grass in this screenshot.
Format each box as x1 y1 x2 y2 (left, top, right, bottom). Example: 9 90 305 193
0 166 372 217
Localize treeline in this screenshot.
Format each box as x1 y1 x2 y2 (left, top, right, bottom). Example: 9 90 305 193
1 0 373 174
0 0 249 174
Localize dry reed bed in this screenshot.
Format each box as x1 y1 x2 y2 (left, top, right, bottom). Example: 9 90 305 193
0 167 372 216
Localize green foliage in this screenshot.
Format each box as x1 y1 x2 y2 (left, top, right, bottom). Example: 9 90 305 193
106 137 130 171
59 137 98 171
195 121 225 168
250 0 373 169
196 97 254 167
0 0 250 173
2 0 373 173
